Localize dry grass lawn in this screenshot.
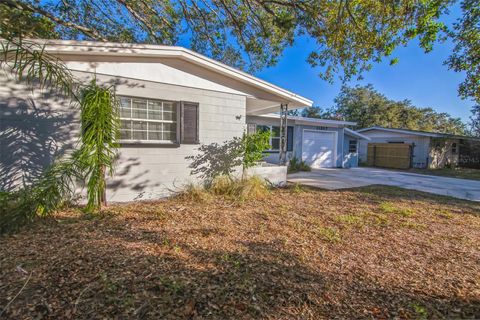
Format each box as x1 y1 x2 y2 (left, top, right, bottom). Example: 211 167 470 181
1 185 479 319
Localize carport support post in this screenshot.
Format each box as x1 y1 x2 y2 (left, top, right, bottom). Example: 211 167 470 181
279 103 288 165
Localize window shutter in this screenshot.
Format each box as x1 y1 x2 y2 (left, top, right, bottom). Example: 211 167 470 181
180 102 199 144
287 126 294 151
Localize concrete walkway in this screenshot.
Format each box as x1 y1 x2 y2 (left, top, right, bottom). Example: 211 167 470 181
288 167 480 201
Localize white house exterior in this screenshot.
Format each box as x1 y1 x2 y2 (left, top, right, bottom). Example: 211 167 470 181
0 40 312 202
246 114 370 168
357 127 470 169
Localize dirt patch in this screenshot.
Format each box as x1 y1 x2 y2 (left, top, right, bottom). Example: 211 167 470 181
1 186 479 319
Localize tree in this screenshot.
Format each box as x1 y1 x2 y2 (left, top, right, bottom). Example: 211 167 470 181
332 85 466 135
445 0 480 104
469 105 480 137
0 0 477 103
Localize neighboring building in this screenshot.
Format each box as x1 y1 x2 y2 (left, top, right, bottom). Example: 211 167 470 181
0 40 313 202
357 126 479 169
246 114 370 168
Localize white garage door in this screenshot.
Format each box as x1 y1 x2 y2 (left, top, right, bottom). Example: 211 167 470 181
302 130 336 168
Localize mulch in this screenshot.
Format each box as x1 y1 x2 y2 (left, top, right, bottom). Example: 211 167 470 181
1 185 479 319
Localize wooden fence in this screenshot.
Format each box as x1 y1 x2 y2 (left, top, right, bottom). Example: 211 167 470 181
367 143 412 169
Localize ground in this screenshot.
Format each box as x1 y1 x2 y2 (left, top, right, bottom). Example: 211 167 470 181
288 167 480 201
407 167 480 181
1 186 479 319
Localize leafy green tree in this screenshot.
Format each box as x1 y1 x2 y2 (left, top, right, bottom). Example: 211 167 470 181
332 85 466 135
242 130 271 169
469 105 480 137
1 0 477 103
445 0 479 104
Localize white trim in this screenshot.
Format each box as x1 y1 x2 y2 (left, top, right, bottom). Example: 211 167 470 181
357 126 479 140
344 128 371 140
257 113 357 126
34 39 313 108
301 129 338 168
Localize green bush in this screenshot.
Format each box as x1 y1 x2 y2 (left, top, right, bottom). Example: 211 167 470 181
243 130 271 169
288 157 311 173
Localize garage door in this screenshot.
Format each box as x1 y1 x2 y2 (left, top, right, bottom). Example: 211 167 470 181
302 130 336 168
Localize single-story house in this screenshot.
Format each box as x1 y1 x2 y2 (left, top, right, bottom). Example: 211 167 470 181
246 114 370 168
0 40 313 202
357 126 479 169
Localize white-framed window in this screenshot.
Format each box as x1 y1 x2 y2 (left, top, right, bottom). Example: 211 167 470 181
119 96 177 143
257 125 281 151
348 140 357 153
452 142 458 154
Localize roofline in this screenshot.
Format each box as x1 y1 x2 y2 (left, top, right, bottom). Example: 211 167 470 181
357 126 480 140
35 39 313 107
255 114 357 126
344 128 371 140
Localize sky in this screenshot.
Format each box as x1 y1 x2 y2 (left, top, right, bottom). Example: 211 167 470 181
255 11 474 123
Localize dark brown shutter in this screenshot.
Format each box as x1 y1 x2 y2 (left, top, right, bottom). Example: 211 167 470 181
180 102 199 144
287 126 294 151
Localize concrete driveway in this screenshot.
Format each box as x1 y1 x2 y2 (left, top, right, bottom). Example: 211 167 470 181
288 167 480 201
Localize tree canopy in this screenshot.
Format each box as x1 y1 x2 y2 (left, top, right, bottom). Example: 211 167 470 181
303 85 467 135
1 0 478 103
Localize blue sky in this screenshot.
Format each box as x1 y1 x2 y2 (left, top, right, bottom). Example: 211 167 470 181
255 9 474 123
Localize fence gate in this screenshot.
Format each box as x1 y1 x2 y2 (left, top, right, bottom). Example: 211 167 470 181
367 143 412 169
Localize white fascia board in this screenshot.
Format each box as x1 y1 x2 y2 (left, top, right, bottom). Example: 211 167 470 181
38 40 313 108
357 127 440 137
344 128 371 140
257 113 357 126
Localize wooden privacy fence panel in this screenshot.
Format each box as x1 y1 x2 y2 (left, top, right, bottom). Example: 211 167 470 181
367 143 412 169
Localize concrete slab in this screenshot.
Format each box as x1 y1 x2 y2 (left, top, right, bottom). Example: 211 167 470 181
288 167 480 201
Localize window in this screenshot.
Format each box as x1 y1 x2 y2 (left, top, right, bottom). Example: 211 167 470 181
452 142 457 154
316 126 329 131
348 140 357 153
257 125 280 151
119 96 178 143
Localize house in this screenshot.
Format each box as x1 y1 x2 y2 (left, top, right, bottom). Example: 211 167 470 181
246 114 370 168
0 40 313 202
357 126 479 169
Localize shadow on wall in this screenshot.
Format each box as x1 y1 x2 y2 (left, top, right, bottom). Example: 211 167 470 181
0 83 78 191
186 137 243 183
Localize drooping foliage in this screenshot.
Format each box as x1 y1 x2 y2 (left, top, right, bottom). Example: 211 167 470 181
0 0 477 103
0 40 120 233
78 80 120 211
310 85 467 135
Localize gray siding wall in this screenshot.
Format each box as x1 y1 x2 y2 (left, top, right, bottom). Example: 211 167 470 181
358 131 431 168
1 71 247 202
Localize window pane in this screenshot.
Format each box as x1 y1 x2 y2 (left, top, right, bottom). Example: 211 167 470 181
132 121 148 130
272 126 280 137
148 100 162 111
120 130 131 140
148 111 162 120
119 97 131 108
258 125 270 133
163 123 176 132
148 131 162 140
148 122 162 131
163 111 176 121
120 120 132 129
132 109 148 119
271 138 280 150
133 131 147 140
132 99 147 110
163 131 176 141
163 102 174 112
120 108 131 118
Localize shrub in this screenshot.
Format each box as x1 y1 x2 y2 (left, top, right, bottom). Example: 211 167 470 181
179 183 213 203
235 176 270 201
288 157 311 173
243 130 271 169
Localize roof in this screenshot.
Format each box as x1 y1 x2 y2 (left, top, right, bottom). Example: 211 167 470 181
35 40 313 109
344 128 371 140
357 126 479 140
257 114 357 126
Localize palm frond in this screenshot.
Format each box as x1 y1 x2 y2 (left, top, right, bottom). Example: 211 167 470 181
0 38 76 98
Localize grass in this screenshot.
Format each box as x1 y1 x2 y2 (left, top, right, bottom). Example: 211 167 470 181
1 185 479 319
408 167 480 181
